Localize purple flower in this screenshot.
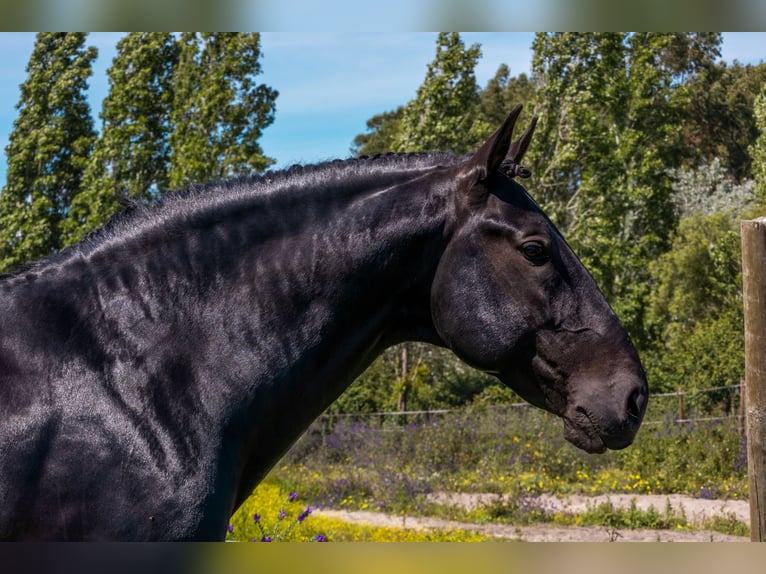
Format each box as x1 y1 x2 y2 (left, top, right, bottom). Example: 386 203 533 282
298 506 313 522
252 513 260 523
315 534 327 542
278 509 287 520
227 524 234 534
261 536 272 542
288 491 298 502
699 486 718 500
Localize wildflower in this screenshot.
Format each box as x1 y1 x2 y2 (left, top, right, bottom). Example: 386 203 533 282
227 524 234 534
253 513 261 523
261 536 272 542
288 491 298 502
298 507 313 522
315 534 327 542
278 509 287 520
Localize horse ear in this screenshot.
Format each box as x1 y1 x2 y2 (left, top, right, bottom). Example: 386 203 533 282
507 116 537 167
465 104 522 186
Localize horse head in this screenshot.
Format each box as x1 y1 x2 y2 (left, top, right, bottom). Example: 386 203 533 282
431 105 648 453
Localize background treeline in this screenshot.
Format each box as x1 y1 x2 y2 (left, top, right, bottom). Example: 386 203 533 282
345 32 766 417
2 33 766 418
0 32 277 272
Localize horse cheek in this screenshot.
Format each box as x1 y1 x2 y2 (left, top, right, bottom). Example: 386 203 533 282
431 247 526 371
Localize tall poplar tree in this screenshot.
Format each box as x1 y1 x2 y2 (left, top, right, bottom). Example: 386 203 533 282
64 33 179 244
393 33 483 154
168 33 278 189
352 37 536 158
478 64 536 129
0 33 97 272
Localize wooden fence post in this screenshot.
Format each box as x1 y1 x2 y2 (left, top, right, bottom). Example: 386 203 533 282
741 218 766 541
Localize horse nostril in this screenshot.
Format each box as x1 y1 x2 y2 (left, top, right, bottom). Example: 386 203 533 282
626 387 643 423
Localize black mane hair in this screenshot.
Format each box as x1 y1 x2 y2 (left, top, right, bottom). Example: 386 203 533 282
1 152 460 281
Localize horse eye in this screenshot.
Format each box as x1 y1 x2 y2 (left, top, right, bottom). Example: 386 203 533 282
520 241 548 264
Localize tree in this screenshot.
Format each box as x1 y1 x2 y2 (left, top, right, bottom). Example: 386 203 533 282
65 33 179 244
327 344 502 415
682 61 766 182
0 33 97 272
393 33 484 154
168 33 278 189
528 33 722 343
351 107 404 156
753 80 766 204
670 158 755 218
352 38 536 159
643 160 753 404
478 64 536 129
644 212 745 405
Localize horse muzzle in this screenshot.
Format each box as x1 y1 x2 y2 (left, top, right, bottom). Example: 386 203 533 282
563 375 648 454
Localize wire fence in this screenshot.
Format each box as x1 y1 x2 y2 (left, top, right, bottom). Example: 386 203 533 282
318 382 747 431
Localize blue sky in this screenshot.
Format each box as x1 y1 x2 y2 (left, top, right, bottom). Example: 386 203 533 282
1 32 765 185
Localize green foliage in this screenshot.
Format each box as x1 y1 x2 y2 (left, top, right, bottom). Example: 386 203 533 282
263 406 747 537
352 45 536 158
393 33 485 154
348 31 751 411
325 348 399 415
753 80 766 203
326 344 503 416
168 33 278 189
227 483 321 542
701 513 750 537
647 213 742 333
65 33 179 244
478 64 536 131
351 107 404 156
238 431 749 538
1 33 280 262
229 480 488 542
683 61 766 183
0 33 97 272
560 498 692 531
645 212 744 396
1 31 761 419
670 158 755 218
528 33 722 344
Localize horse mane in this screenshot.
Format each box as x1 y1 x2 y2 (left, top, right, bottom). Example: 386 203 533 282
0 152 460 281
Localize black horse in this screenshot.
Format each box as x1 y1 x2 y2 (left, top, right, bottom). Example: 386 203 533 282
0 105 647 540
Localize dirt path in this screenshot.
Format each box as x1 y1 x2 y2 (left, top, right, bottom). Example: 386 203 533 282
315 493 750 542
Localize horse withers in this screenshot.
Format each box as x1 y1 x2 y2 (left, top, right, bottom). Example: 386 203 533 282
0 105 647 540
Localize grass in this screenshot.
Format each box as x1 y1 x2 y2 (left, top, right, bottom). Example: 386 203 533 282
226 482 490 542
232 481 750 540
231 405 751 540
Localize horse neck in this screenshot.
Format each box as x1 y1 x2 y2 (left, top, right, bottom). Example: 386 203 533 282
237 164 453 373
0 161 458 520
211 165 456 501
